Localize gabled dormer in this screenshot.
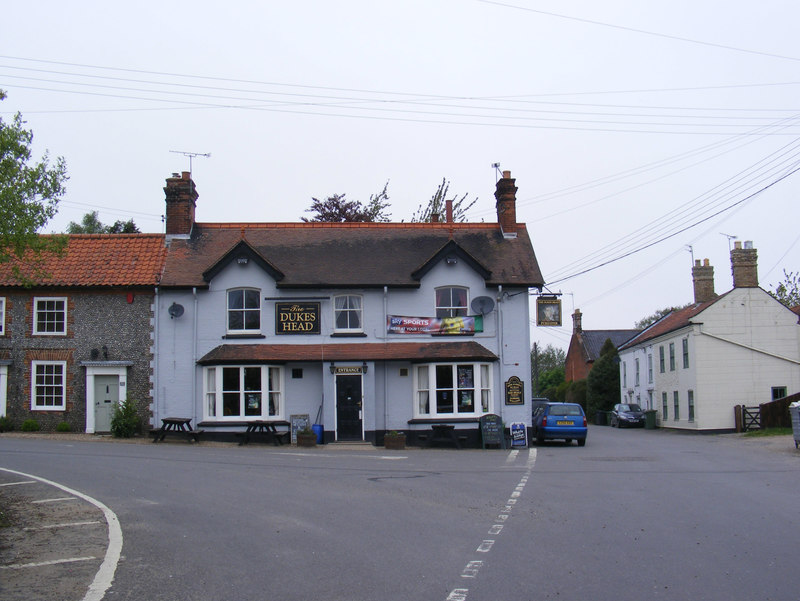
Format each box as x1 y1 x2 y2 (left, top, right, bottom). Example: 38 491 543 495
411 239 491 282
202 239 284 283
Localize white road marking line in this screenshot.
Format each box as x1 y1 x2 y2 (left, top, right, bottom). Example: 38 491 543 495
31 497 76 504
460 560 483 578
476 540 494 553
25 520 102 531
0 467 122 601
0 480 36 487
447 589 469 600
0 556 98 570
504 449 518 464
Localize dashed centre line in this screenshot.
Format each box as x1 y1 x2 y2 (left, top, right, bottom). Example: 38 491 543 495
450 447 537 599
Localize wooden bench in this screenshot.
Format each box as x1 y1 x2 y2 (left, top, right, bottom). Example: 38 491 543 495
149 428 204 443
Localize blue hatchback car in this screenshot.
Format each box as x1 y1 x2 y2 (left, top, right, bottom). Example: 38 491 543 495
531 402 587 446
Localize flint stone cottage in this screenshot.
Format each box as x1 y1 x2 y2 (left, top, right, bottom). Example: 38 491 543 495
618 242 800 431
155 171 544 445
0 235 166 433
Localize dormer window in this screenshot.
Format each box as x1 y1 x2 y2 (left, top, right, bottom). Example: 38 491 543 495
334 295 363 333
227 288 261 334
435 287 468 318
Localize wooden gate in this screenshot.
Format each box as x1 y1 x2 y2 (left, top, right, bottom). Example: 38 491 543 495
737 405 761 432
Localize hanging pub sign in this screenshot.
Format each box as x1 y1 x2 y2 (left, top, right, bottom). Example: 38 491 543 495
505 375 524 405
387 315 483 335
276 302 321 334
536 297 562 327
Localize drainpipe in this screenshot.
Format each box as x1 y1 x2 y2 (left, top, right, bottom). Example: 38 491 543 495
383 286 389 430
192 287 198 426
153 286 160 427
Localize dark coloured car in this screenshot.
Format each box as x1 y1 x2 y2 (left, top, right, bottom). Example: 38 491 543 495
531 402 587 446
610 403 646 428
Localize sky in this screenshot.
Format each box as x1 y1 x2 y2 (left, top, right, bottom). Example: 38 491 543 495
3 1 799 352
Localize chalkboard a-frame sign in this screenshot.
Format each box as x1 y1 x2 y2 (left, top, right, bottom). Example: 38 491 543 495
480 414 505 449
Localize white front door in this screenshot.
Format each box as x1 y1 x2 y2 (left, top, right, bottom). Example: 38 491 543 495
94 375 119 433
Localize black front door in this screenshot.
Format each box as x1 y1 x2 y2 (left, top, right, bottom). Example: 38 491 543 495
336 374 362 441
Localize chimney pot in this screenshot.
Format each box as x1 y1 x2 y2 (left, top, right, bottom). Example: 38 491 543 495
572 309 583 334
164 172 198 236
731 241 758 287
692 258 715 303
495 171 518 237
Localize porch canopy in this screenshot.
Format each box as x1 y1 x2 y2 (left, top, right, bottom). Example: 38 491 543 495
197 341 498 365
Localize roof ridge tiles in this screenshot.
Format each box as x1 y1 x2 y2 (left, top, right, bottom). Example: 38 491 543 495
196 221 501 230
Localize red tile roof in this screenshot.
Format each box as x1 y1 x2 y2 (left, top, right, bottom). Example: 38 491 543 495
0 234 166 287
161 221 543 289
620 296 724 349
198 341 499 364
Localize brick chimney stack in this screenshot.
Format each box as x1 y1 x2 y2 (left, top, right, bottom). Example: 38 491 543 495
164 172 198 236
572 309 583 334
731 240 758 288
494 170 518 238
692 258 716 303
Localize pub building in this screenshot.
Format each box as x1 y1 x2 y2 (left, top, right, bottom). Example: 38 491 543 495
154 170 544 446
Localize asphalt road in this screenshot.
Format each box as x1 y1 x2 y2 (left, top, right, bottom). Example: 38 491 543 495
1 427 798 601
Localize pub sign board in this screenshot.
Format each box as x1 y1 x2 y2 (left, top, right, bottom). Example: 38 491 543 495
536 297 562 327
276 302 320 335
505 375 524 406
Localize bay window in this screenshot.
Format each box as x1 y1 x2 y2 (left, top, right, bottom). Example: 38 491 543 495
414 362 492 418
203 365 282 420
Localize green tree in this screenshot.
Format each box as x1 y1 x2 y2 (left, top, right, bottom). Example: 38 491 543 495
410 178 477 222
531 343 566 395
538 367 565 400
586 338 620 416
67 211 140 233
302 182 391 222
0 90 68 281
769 269 800 307
634 305 689 330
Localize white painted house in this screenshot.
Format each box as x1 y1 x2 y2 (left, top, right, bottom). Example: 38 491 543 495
153 171 543 445
619 242 800 431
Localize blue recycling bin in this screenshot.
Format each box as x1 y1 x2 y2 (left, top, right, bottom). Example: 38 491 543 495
311 424 324 444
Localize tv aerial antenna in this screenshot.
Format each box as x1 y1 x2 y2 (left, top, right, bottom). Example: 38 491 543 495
491 162 502 181
169 150 211 178
720 232 737 251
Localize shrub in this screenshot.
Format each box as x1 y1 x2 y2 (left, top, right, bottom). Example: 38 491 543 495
21 419 40 432
56 421 71 432
110 398 140 438
0 416 14 432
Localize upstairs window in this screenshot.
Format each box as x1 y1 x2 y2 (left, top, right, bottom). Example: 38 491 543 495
334 295 363 332
33 297 67 335
659 346 665 373
435 287 468 318
634 358 640 386
669 343 676 371
227 288 261 334
0 297 5 335
647 355 653 383
682 338 689 369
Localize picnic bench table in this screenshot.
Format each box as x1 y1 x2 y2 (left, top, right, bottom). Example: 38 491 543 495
237 420 291 446
150 417 204 443
428 424 461 449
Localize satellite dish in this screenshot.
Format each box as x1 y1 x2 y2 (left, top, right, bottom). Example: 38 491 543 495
168 302 185 319
470 296 495 315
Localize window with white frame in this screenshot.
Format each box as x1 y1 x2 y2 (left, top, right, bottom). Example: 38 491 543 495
669 342 676 371
414 362 492 418
435 287 468 318
673 390 680 420
662 391 668 420
634 358 640 386
688 390 695 422
0 297 5 335
659 346 665 373
647 354 653 383
334 295 363 332
622 361 627 387
682 338 689 369
227 288 261 334
203 365 282 419
33 297 67 335
31 361 66 410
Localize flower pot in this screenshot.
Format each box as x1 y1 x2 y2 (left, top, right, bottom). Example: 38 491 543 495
296 432 317 447
384 433 406 450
